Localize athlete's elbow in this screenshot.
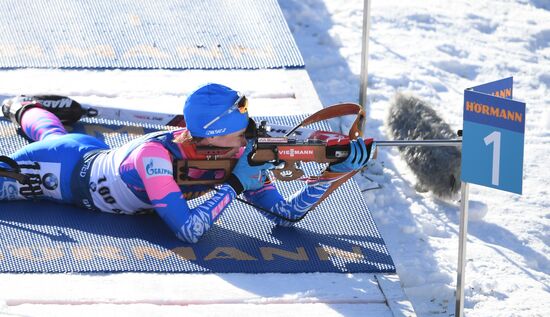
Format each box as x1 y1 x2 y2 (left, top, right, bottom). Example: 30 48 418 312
276 220 297 227
174 221 211 244
176 231 200 243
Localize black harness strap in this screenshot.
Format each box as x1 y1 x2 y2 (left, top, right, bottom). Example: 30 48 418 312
0 155 30 184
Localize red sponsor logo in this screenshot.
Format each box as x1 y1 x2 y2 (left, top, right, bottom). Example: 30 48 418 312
277 146 315 159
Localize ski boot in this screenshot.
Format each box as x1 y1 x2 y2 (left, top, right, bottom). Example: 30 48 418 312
2 97 43 128
2 95 85 127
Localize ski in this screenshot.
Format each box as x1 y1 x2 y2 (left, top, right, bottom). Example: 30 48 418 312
0 94 185 127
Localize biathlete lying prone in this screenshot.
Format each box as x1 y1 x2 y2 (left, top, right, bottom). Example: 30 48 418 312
0 83 372 243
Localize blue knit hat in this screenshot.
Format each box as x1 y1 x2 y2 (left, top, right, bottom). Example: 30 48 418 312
183 83 249 137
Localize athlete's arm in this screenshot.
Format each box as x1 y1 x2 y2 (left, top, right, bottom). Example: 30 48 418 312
243 138 373 226
133 142 236 243
243 177 334 227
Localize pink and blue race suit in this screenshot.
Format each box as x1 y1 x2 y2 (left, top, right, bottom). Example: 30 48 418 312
0 108 334 242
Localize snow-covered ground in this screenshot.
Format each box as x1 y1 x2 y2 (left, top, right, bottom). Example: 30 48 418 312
0 0 549 316
281 0 550 315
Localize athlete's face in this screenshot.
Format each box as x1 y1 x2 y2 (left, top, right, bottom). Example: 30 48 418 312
200 128 247 158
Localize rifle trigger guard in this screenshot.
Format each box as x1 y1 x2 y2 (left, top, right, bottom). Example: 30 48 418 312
272 161 305 181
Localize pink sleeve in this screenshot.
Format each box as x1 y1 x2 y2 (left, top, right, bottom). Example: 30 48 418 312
133 142 181 203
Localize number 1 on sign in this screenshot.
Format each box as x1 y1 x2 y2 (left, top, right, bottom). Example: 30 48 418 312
484 131 501 186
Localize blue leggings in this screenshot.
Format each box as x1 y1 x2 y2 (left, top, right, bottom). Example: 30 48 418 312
5 134 109 202
1 108 109 202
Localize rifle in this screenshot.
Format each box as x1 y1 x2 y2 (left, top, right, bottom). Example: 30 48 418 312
174 103 372 185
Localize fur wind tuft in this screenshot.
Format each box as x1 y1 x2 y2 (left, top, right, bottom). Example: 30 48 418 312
386 93 461 199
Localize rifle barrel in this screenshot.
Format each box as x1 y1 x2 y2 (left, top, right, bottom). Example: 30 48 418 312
375 139 462 147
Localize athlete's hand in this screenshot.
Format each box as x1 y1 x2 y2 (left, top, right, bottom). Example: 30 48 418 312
227 141 274 193
329 137 372 173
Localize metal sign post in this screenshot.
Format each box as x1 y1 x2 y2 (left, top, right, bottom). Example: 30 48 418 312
359 0 372 108
455 182 470 317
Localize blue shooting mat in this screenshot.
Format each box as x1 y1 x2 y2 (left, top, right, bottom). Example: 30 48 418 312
0 0 303 69
0 115 395 273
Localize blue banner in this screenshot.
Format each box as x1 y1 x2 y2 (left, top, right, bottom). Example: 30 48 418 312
470 77 513 99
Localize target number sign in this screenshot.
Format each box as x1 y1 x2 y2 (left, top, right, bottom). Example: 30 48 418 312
461 77 525 194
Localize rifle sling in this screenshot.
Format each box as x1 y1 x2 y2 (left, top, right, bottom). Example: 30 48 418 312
290 103 366 139
301 103 366 210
